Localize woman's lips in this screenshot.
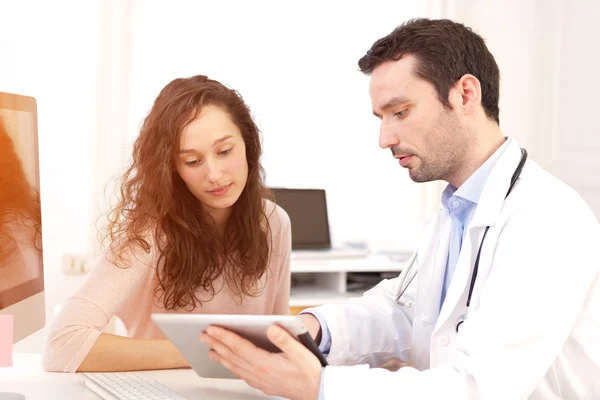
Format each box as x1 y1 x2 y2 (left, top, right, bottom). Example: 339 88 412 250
207 183 232 196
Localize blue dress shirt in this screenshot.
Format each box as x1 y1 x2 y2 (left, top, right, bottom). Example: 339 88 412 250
439 138 510 308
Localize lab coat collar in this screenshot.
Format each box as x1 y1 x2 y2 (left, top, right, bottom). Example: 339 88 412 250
468 139 524 228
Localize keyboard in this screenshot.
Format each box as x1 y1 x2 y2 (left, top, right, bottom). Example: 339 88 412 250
83 372 186 400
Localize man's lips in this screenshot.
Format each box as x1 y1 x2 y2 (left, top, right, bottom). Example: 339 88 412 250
395 155 414 167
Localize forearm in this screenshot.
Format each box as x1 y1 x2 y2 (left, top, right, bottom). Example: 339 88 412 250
77 333 189 372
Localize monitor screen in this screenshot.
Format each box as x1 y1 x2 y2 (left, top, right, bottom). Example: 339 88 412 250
0 94 44 311
271 188 331 250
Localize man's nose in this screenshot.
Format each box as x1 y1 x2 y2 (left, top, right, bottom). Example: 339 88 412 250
379 120 399 149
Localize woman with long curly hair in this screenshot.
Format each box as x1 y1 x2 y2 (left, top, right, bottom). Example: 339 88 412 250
42 75 291 372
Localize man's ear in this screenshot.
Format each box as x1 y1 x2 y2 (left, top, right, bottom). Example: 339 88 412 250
451 74 482 116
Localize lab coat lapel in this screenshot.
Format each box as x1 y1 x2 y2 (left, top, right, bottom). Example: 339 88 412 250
410 210 451 370
433 225 481 332
416 210 451 322
433 140 524 332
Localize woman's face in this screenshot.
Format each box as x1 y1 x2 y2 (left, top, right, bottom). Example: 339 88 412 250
174 105 248 223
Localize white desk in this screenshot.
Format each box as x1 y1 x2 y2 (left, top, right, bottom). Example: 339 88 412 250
0 354 281 400
289 253 407 308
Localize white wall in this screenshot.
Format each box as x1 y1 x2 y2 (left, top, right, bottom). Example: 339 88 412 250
0 0 99 351
3 0 599 352
547 1 600 219
439 0 600 220
125 0 429 252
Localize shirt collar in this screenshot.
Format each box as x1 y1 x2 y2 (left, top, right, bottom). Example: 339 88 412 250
442 137 512 210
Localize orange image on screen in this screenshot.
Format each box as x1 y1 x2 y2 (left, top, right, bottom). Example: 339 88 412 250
0 116 43 309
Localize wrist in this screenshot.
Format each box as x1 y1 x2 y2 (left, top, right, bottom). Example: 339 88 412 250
315 326 322 345
299 313 322 342
309 367 323 400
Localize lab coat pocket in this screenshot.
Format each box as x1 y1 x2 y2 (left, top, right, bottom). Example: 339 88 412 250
410 317 437 370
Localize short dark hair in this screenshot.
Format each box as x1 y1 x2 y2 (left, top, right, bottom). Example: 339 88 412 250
358 18 500 124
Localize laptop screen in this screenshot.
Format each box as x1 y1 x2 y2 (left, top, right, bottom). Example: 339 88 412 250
270 188 331 250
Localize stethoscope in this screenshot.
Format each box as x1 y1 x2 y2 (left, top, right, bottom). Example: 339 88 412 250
394 148 528 332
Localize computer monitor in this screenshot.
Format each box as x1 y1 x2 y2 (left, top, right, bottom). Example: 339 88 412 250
270 188 332 250
0 91 45 343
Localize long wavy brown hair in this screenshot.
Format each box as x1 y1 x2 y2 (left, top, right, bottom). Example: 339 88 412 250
0 117 42 266
105 75 273 311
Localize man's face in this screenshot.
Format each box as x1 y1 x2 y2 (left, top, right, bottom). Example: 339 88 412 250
369 54 469 183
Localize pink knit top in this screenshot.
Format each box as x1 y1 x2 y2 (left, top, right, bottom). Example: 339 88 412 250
42 201 291 372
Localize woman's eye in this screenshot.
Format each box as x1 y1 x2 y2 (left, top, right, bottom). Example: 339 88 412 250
394 110 407 118
185 159 201 166
219 148 232 156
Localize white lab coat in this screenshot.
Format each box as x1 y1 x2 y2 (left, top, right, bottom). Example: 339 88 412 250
316 140 600 399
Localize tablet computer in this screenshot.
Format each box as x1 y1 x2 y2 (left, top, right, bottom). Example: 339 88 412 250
151 313 327 379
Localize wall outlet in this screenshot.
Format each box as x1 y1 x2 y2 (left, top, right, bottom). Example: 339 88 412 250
61 253 95 275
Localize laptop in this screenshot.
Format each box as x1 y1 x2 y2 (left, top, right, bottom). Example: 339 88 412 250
270 188 369 260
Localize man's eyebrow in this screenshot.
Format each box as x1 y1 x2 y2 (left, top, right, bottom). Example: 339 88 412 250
179 135 233 154
373 96 410 118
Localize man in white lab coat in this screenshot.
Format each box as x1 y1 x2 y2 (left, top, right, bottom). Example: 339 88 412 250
202 18 600 399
